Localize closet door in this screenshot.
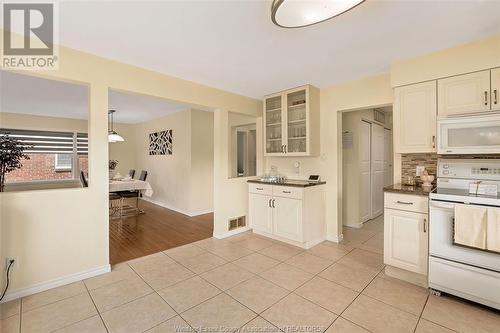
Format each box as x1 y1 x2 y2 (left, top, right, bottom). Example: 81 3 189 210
371 123 384 219
359 121 371 223
383 128 393 187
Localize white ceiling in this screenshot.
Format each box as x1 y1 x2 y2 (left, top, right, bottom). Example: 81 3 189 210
0 71 190 124
0 71 89 120
51 0 500 98
108 90 189 124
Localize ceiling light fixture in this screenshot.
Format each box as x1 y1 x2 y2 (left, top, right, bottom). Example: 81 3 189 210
271 0 365 28
108 110 124 143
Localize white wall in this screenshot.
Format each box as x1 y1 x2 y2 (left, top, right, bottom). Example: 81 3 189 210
108 123 137 176
128 109 214 216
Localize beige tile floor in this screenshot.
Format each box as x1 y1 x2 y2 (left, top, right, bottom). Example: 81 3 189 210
1 215 500 333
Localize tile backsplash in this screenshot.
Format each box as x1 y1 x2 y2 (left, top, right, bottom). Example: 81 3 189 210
401 153 438 179
401 153 500 179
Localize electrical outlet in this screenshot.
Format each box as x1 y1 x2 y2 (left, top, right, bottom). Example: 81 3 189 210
416 165 425 177
5 257 17 271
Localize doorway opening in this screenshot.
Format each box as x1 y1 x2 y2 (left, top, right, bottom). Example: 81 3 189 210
341 106 393 229
107 89 215 264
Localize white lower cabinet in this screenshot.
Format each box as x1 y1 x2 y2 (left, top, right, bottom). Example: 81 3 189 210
249 183 325 248
248 193 273 233
273 197 302 242
384 192 429 276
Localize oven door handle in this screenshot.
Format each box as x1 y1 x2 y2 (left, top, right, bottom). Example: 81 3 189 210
430 201 455 210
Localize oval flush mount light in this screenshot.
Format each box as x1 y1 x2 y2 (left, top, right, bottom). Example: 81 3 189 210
271 0 366 28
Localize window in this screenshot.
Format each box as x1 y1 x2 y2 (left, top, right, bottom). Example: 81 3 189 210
1 128 88 185
55 154 72 171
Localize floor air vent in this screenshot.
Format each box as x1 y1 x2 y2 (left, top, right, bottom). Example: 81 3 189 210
228 216 246 231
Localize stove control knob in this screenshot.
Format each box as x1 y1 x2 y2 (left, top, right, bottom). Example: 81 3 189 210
443 164 449 169
443 170 450 175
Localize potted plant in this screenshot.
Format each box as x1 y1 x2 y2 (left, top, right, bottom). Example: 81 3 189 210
109 159 118 179
0 133 30 192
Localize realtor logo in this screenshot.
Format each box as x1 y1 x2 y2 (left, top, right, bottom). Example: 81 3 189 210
1 2 59 69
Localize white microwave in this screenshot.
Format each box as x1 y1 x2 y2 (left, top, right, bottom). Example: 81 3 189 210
438 114 500 154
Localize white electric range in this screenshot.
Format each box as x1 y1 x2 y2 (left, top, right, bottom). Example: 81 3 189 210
429 159 500 310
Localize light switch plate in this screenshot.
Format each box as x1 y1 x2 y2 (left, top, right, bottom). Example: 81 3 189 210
416 165 425 176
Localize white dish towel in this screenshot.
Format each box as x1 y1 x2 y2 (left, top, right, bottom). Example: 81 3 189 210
487 208 500 253
454 204 487 250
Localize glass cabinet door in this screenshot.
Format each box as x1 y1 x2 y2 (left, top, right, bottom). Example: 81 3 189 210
265 95 283 154
286 89 307 153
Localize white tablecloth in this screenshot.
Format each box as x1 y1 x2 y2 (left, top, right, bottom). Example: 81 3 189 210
109 180 153 197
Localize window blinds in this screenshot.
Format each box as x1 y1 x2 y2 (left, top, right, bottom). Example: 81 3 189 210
0 128 88 155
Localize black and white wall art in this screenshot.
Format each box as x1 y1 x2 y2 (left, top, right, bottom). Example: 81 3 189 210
149 130 173 155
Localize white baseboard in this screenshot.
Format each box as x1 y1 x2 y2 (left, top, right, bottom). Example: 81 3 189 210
0 265 111 303
344 223 363 229
189 209 214 217
326 234 344 243
213 227 251 239
141 198 212 217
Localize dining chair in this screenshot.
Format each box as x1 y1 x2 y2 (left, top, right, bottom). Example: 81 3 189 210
119 170 148 213
80 171 88 187
109 192 123 219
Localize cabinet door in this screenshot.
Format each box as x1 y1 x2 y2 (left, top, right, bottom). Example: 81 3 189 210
285 87 308 155
249 193 273 233
264 94 285 155
438 70 491 116
491 68 500 111
384 209 428 275
394 81 437 153
273 197 302 242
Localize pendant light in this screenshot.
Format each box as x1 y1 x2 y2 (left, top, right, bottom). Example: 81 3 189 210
271 0 365 28
108 110 124 143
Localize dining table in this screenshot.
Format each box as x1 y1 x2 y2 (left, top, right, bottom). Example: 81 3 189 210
109 179 153 197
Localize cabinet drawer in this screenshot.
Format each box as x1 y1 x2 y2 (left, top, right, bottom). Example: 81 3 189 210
384 192 428 214
249 183 272 196
273 186 303 199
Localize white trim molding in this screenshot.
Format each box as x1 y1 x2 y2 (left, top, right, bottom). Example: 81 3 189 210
213 226 251 239
326 234 344 243
0 265 111 303
141 197 213 217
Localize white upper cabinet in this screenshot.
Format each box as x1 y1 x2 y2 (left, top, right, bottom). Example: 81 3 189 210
491 68 500 111
264 85 319 156
437 70 491 116
394 81 437 153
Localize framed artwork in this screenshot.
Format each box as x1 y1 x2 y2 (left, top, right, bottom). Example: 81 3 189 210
149 130 173 155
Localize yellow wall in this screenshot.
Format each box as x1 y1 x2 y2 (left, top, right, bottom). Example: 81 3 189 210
391 35 500 87
0 30 260 297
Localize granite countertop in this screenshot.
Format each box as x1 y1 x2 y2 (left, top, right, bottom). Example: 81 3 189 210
248 179 326 188
384 183 435 196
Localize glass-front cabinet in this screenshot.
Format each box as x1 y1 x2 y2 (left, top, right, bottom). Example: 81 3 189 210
264 85 319 156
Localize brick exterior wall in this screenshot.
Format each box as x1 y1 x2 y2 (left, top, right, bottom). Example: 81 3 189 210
5 154 88 182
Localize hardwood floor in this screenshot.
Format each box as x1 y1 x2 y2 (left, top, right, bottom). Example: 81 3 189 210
109 199 213 264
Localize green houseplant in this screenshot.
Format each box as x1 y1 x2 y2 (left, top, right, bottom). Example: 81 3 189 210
0 133 30 192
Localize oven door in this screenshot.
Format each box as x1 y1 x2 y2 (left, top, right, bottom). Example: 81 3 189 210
437 114 500 154
429 200 500 272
